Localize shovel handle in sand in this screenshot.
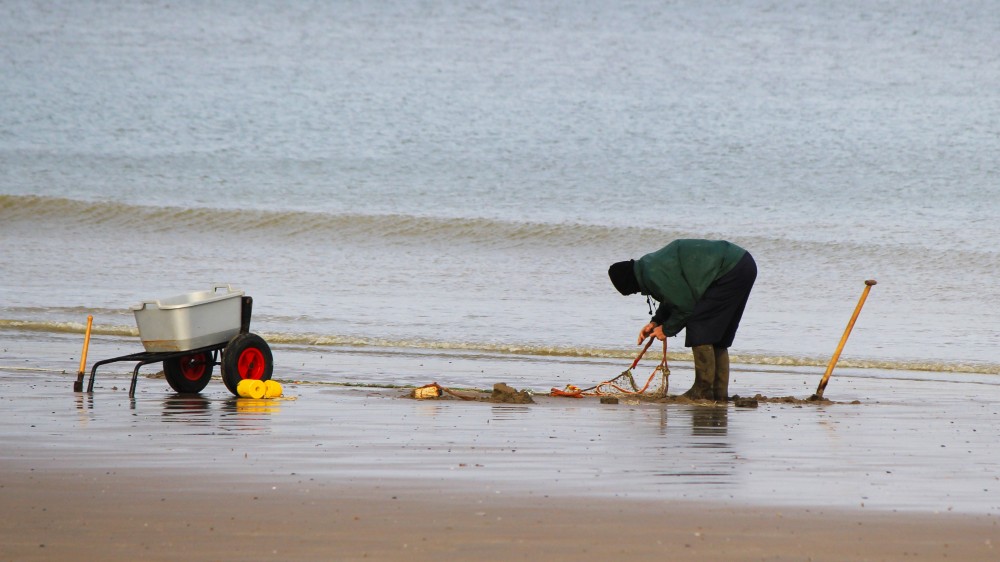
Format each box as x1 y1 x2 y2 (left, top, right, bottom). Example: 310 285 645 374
814 280 877 398
73 315 94 392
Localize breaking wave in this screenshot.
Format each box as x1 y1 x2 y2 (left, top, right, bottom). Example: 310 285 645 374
0 193 642 248
2 317 996 376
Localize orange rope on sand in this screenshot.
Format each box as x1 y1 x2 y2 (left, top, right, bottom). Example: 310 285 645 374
551 338 670 398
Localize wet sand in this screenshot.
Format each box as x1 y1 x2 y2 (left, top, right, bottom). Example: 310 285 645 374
3 334 1000 560
4 466 998 562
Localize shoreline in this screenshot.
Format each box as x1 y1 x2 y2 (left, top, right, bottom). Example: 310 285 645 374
3 336 1000 560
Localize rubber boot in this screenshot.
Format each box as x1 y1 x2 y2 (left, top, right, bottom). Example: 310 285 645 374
713 346 730 401
683 344 716 400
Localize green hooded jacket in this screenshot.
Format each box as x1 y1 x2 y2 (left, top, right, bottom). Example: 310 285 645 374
633 239 747 337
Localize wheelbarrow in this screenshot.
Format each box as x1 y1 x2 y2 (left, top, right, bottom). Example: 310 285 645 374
85 285 273 398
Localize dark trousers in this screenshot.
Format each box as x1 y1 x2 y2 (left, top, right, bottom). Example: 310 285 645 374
685 252 757 348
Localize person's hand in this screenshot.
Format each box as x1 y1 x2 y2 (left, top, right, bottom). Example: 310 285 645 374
651 325 666 341
637 322 658 345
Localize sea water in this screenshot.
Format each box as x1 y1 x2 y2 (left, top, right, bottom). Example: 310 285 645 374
2 0 999 384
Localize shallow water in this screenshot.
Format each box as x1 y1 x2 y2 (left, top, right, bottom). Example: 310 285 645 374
2 0 1000 377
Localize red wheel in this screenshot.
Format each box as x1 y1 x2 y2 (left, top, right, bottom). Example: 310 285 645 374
237 347 266 379
163 352 214 393
221 333 273 395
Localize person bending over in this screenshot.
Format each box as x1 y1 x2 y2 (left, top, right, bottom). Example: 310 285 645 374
608 239 757 401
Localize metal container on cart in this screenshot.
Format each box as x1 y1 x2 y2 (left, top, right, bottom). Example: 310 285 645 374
131 285 244 352
86 284 273 397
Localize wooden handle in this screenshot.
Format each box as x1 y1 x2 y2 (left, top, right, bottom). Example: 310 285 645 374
77 315 94 375
815 280 877 397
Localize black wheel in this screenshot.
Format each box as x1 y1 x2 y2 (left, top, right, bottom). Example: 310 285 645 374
221 333 273 395
163 352 214 394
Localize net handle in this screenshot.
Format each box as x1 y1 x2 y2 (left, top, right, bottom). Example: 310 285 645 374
575 337 670 396
632 337 669 369
630 337 656 369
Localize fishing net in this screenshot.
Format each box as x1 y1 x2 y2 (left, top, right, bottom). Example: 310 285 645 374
551 338 670 400
592 363 669 399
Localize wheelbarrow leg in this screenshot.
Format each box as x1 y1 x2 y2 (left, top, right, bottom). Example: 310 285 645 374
130 359 160 398
130 363 143 398
87 352 148 393
87 359 112 393
87 364 97 393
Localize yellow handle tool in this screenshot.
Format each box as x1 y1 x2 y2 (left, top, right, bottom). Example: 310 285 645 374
814 280 877 399
73 315 94 392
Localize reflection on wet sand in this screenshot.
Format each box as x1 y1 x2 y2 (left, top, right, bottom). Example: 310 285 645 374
156 394 285 432
161 394 212 424
690 406 728 436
